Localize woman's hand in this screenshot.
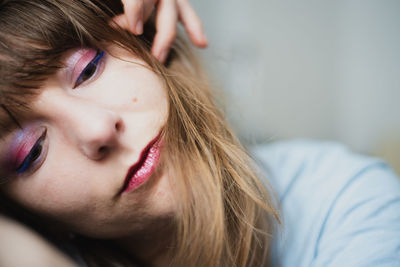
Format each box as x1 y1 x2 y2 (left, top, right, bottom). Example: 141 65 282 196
113 0 208 63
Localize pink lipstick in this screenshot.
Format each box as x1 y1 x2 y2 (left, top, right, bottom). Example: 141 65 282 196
121 134 162 194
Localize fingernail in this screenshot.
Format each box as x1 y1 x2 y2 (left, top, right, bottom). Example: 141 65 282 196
159 50 168 63
136 20 143 35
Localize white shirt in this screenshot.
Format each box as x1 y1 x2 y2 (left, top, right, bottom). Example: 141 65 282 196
252 140 400 267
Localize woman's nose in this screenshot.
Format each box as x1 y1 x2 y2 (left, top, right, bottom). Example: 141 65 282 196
60 100 124 160
78 109 124 160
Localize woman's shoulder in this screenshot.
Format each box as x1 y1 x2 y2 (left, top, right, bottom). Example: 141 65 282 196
251 139 399 200
250 139 400 267
0 215 77 267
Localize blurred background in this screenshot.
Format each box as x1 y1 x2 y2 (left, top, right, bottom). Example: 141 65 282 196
191 0 400 174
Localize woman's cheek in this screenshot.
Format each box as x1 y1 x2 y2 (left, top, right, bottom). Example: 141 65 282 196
7 162 94 218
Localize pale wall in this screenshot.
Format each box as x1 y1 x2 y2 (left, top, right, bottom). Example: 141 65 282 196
192 0 400 173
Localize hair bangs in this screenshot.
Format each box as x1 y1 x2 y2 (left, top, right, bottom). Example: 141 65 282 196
0 0 128 107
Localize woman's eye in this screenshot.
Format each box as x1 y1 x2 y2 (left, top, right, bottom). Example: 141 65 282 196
73 50 105 88
16 130 47 174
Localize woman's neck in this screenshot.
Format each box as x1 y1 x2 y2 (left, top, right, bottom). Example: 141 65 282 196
114 217 176 267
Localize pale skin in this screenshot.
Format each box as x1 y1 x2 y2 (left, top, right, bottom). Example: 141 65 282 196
0 215 76 267
0 0 207 265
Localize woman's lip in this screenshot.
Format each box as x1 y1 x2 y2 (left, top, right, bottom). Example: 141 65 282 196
119 133 162 194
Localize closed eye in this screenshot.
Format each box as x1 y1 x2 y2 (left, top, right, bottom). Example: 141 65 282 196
16 129 47 174
73 50 105 88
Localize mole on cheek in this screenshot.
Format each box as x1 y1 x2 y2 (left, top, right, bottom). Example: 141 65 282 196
132 97 138 103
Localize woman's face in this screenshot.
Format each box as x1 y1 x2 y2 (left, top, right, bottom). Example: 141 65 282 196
0 45 176 238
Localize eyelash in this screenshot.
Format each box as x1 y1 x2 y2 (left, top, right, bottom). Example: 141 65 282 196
16 129 47 174
73 50 105 88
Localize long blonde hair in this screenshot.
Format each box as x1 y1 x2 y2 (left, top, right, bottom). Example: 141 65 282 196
0 0 279 266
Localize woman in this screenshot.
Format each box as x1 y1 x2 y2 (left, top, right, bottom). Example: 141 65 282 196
1 1 400 267
0 0 278 266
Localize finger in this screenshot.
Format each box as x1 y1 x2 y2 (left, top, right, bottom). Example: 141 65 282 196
143 0 157 22
152 0 178 62
121 0 144 34
177 0 208 48
112 14 129 29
